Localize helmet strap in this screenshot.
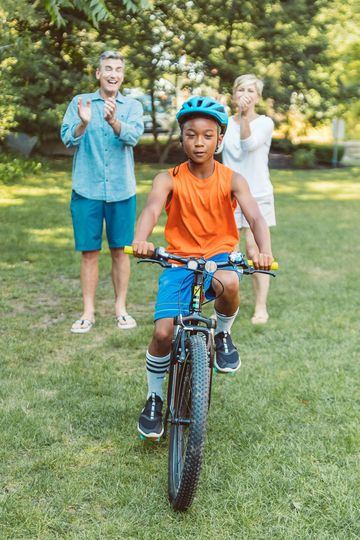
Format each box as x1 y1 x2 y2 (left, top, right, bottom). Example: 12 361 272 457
215 125 221 152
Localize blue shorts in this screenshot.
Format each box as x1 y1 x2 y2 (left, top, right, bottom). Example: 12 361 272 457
154 252 237 321
70 191 136 251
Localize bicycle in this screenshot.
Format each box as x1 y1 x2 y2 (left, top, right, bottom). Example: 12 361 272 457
125 245 277 512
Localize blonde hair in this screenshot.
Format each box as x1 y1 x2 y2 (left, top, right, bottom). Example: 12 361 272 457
233 74 264 97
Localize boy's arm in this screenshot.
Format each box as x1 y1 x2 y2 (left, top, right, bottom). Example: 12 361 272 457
231 172 273 269
132 171 173 257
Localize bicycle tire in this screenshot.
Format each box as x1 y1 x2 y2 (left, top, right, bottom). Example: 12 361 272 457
168 333 210 511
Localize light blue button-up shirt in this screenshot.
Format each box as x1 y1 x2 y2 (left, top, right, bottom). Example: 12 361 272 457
61 90 144 202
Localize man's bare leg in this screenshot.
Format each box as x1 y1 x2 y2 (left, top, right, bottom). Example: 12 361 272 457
71 250 99 332
111 248 130 315
80 250 99 320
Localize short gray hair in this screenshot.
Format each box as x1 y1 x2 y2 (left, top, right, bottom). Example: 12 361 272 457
98 50 125 69
233 74 264 97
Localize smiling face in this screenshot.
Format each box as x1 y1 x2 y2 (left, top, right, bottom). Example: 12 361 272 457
181 116 222 163
96 58 125 98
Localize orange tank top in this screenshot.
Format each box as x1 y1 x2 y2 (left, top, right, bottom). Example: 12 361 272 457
165 161 238 258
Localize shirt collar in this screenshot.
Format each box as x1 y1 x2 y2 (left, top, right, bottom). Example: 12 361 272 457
92 89 125 103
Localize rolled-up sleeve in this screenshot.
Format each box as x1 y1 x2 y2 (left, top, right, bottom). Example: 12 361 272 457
60 97 83 148
118 100 144 146
240 118 274 152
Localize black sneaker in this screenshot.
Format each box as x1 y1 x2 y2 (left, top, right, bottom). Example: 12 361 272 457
214 331 241 373
138 392 164 438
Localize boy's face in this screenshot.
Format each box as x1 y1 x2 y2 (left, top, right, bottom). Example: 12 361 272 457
181 117 222 163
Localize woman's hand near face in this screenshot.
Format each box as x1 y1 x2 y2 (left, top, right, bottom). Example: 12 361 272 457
238 95 252 115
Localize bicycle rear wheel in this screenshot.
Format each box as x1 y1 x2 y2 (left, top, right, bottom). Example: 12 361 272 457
168 333 210 511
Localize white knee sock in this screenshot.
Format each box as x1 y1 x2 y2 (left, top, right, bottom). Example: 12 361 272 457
146 350 171 401
214 308 239 335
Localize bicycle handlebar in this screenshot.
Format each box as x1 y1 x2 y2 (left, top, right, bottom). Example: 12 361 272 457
247 259 278 271
124 246 278 274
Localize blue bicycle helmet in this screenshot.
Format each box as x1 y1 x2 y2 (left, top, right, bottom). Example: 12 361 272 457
176 96 228 134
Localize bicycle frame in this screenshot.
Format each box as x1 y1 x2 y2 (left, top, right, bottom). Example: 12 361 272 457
164 267 216 437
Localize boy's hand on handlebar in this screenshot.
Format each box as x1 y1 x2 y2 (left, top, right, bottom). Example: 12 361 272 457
251 252 274 270
132 241 155 258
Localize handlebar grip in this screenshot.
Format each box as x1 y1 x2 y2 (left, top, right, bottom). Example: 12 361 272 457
124 245 133 255
247 259 279 270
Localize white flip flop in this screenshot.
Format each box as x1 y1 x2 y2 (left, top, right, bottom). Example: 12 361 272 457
71 319 94 334
116 314 137 330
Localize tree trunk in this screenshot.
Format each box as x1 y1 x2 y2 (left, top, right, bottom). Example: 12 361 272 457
159 119 180 164
150 84 161 157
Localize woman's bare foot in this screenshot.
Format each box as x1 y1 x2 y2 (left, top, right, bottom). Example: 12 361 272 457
251 312 269 325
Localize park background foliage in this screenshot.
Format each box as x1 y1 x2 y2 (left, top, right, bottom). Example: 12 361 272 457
0 0 359 149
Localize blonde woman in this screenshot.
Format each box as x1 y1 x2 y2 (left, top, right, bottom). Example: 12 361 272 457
222 74 275 324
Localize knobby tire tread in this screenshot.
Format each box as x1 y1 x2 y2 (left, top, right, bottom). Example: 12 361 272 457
168 334 209 511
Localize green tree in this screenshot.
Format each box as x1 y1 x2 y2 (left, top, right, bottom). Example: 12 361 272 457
37 0 153 27
0 0 152 141
104 1 191 158
1 0 358 146
324 0 360 137
177 1 332 110
0 6 102 141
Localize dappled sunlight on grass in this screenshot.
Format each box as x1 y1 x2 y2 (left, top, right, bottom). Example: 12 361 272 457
16 185 67 198
274 168 360 201
0 196 25 206
299 181 360 200
0 260 38 270
28 227 72 246
274 184 299 195
0 178 70 206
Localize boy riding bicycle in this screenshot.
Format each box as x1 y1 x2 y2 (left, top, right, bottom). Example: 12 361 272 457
132 96 274 439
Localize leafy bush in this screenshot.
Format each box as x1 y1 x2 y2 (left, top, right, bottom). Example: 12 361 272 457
0 154 42 185
292 148 317 168
299 143 345 165
135 140 185 164
271 138 294 154
271 139 345 167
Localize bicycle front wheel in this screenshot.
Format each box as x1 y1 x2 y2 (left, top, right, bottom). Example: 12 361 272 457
168 333 210 511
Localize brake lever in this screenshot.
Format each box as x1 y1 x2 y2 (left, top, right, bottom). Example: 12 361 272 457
245 268 276 277
137 258 171 268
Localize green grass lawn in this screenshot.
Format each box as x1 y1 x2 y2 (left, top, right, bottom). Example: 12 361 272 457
1 160 360 539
